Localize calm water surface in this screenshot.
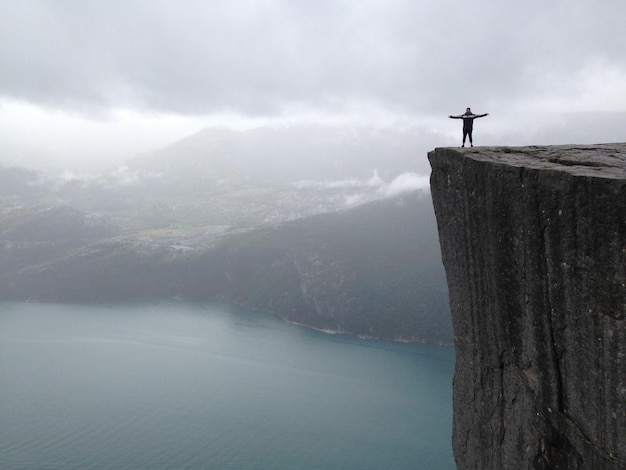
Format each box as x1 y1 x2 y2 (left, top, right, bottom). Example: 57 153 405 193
0 301 455 469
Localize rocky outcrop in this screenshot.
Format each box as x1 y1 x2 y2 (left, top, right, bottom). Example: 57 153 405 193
428 144 626 469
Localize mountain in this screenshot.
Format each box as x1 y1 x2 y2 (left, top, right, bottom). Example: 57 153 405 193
0 191 451 344
0 153 450 343
127 123 435 183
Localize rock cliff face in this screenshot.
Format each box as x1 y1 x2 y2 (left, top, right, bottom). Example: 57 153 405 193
428 144 626 469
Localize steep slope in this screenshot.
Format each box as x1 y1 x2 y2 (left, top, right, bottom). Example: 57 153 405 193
199 191 450 342
1 192 451 344
429 144 626 469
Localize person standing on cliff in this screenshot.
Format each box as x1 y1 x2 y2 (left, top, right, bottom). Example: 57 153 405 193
449 107 489 147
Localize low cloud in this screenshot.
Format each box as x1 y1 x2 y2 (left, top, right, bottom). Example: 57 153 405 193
292 170 384 191
378 173 430 198
294 170 430 208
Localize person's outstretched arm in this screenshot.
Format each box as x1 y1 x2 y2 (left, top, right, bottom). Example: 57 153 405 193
449 114 463 119
476 113 489 118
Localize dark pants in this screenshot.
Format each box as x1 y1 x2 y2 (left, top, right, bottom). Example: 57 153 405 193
463 129 473 145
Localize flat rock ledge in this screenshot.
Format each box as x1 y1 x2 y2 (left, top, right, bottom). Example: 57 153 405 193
428 144 626 469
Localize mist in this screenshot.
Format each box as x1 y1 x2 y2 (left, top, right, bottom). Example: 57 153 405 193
1 1 625 174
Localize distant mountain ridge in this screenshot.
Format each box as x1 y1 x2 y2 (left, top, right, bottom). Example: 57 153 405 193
124 114 626 185
2 113 625 175
128 123 435 183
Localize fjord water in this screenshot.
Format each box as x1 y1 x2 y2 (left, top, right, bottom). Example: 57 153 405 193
0 301 455 469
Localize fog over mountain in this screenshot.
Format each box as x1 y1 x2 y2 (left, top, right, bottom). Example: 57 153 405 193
4 112 626 176
129 123 438 181
0 133 448 342
1 1 625 173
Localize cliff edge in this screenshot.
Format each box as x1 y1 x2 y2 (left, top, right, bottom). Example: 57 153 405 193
428 144 626 469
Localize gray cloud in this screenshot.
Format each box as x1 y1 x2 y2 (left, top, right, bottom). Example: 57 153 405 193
2 0 625 119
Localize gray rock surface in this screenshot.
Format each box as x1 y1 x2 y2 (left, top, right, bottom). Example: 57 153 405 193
428 144 626 469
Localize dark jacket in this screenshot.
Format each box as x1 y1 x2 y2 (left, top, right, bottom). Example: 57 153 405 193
450 112 488 131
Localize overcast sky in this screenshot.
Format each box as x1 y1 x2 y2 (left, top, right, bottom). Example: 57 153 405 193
1 0 625 170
